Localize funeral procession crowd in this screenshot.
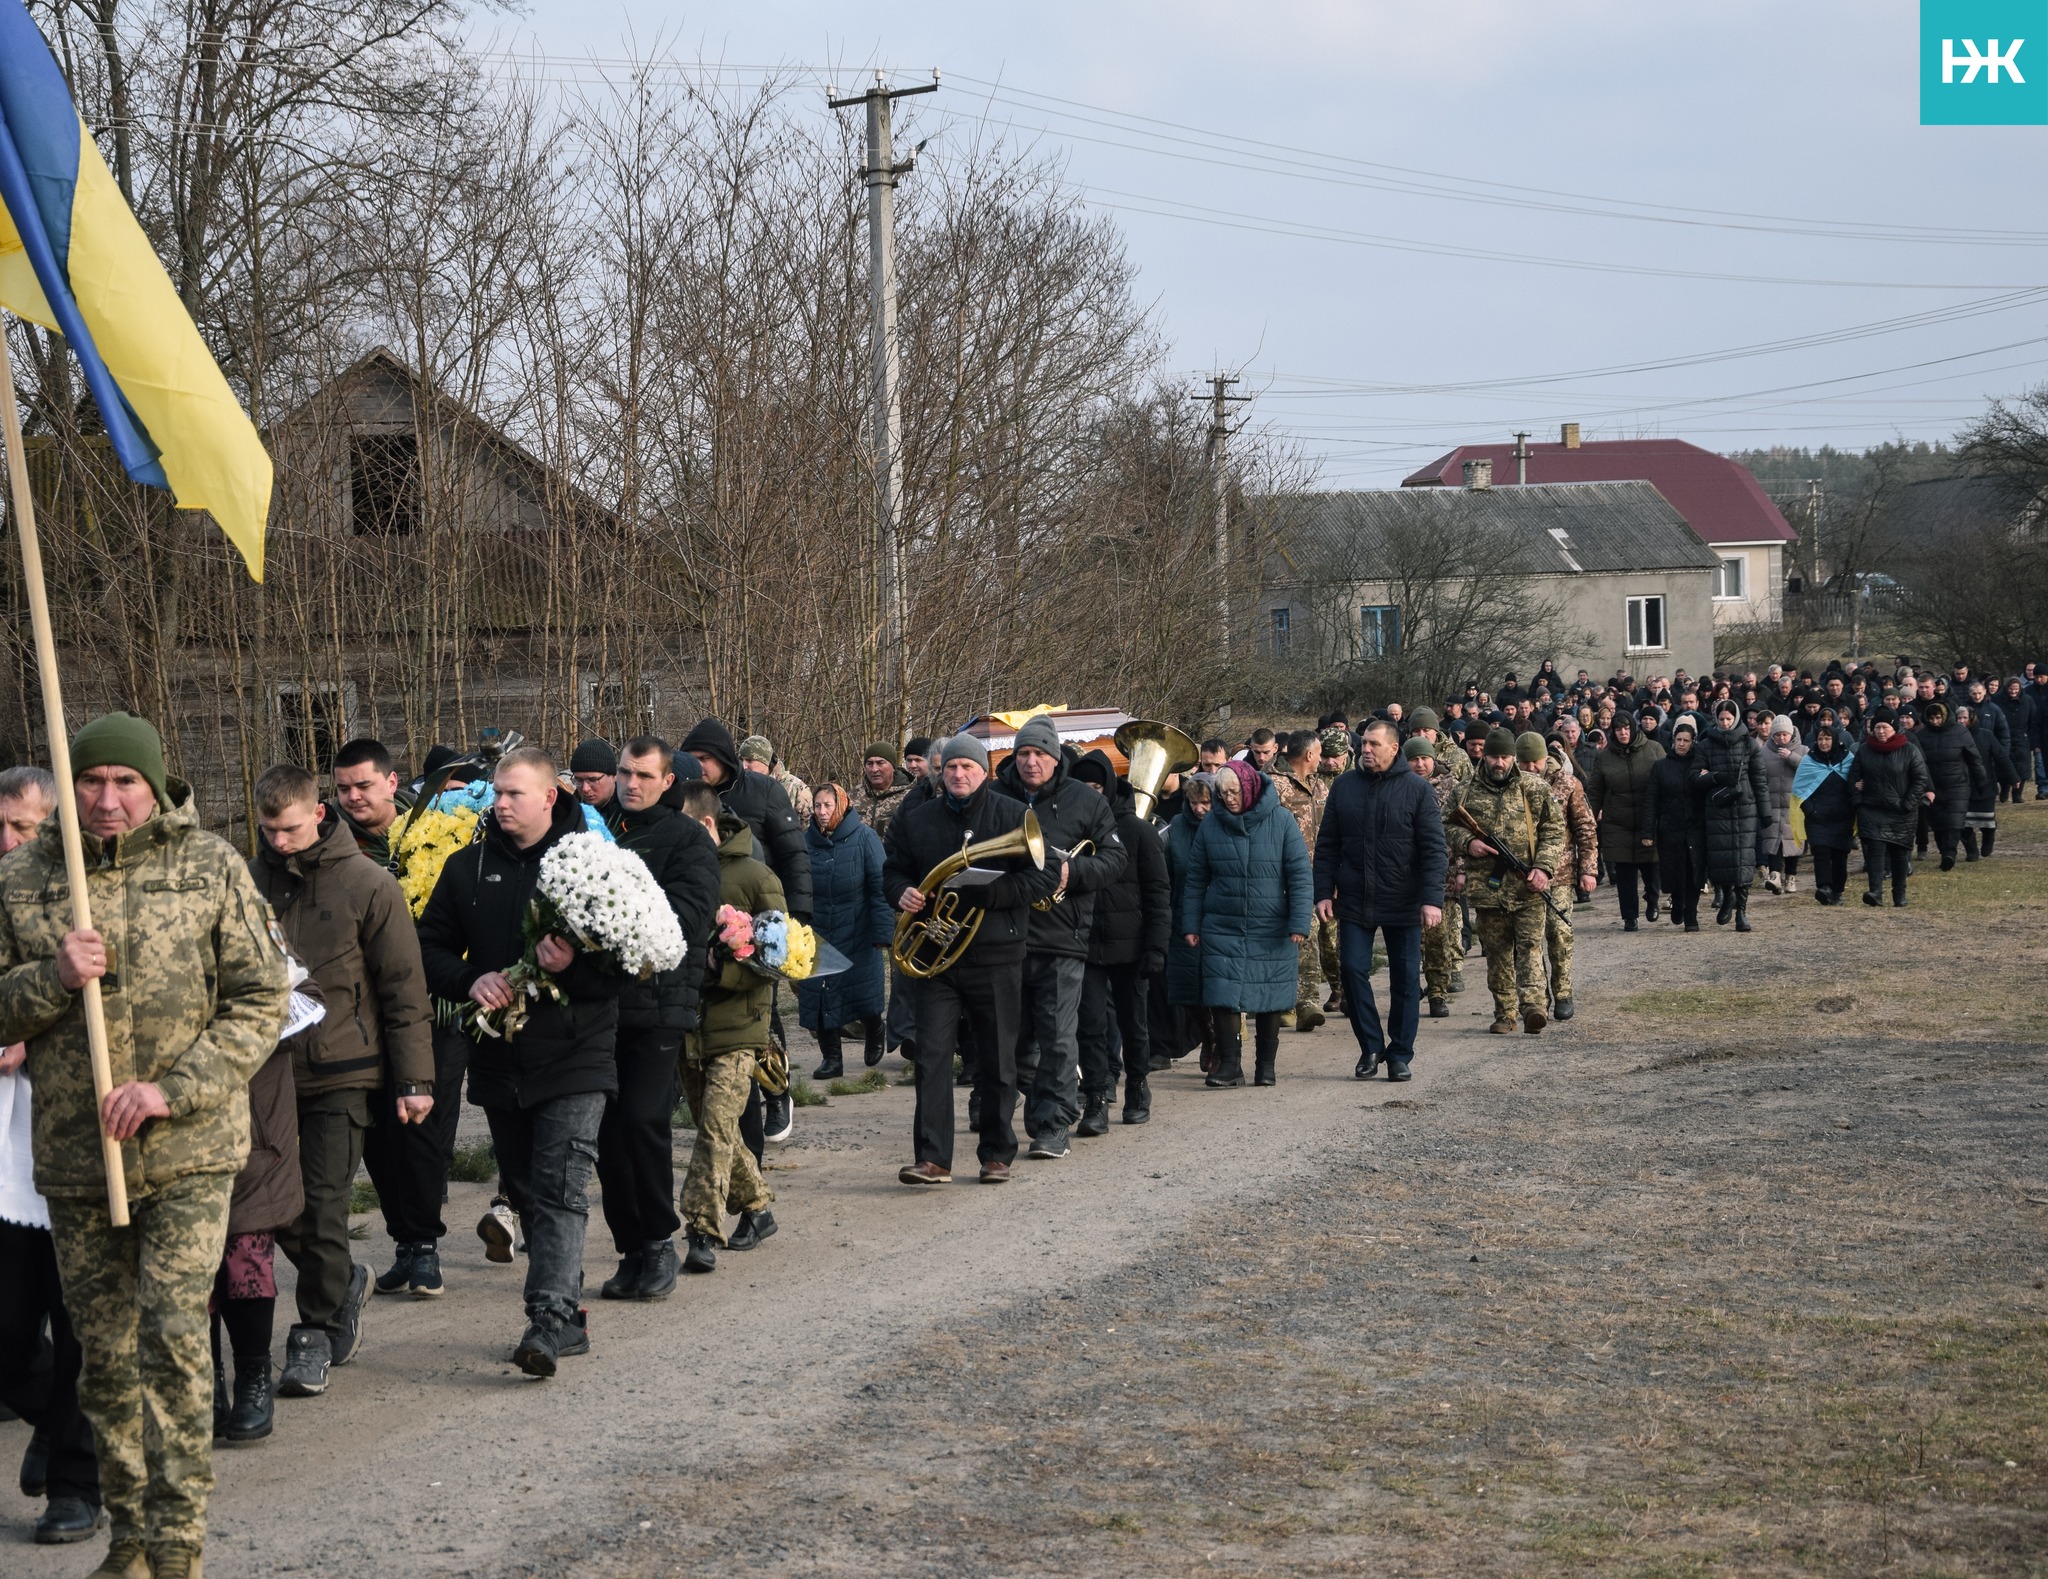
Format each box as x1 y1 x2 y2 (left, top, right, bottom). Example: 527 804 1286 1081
1 654 2044 1576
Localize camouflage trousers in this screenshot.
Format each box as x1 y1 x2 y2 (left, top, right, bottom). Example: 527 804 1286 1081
1422 903 1462 999
1545 903 1574 1001
1472 903 1549 1023
1316 916 1341 987
679 1044 771 1243
1295 933 1324 1011
47 1170 233 1549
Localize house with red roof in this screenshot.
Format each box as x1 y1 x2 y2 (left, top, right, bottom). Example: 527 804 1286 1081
1402 424 1797 629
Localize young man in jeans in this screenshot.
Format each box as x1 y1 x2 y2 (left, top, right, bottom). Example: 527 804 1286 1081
416 749 620 1377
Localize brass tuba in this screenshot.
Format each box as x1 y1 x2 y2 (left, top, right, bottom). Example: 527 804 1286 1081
1114 720 1200 823
891 809 1046 979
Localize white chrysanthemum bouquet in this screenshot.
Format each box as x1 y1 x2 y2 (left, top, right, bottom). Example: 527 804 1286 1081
469 832 686 1040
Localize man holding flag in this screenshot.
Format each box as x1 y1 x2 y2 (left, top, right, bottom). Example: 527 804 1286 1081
2 3 281 1575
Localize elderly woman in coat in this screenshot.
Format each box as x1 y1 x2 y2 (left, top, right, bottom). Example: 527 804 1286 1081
1796 720 1857 905
797 782 894 1080
1852 707 1933 907
1163 774 1215 1070
1757 714 1808 894
1642 714 1710 930
1182 761 1313 1089
1699 697 1769 932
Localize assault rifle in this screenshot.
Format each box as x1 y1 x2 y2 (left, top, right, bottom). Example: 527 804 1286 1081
1450 804 1572 926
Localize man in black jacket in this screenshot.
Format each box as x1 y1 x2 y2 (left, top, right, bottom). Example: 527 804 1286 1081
596 737 721 1303
416 748 619 1378
993 716 1126 1160
884 737 1058 1185
1071 751 1170 1129
1313 719 1448 1082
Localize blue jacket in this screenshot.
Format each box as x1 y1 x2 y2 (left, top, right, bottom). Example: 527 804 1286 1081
1163 812 1207 1008
794 810 893 1030
1312 764 1449 929
1183 783 1312 1014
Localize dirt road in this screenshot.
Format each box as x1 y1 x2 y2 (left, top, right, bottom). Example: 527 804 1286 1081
6 807 2045 1576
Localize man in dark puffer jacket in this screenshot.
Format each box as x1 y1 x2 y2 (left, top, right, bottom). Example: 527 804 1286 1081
1070 751 1170 1129
417 748 619 1378
596 737 721 1303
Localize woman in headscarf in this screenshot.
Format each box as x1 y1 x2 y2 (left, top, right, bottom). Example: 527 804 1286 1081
1182 760 1312 1089
1757 714 1808 894
796 782 893 1080
1795 720 1856 904
1852 707 1932 906
1642 714 1710 930
1699 696 1769 931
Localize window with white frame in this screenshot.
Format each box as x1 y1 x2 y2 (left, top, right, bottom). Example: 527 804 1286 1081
1625 595 1667 653
1713 555 1747 600
1360 604 1401 659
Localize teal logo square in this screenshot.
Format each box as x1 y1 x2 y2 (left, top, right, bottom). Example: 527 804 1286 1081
1923 1 2048 122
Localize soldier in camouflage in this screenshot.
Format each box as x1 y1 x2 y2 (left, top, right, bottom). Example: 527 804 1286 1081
1406 708 1472 786
1272 731 1328 1032
1313 728 1349 1009
0 713 288 1579
854 743 910 839
1521 732 1598 1022
1402 739 1465 1017
1452 727 1565 1037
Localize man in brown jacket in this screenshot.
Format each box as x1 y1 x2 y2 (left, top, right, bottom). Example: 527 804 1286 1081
248 766 433 1400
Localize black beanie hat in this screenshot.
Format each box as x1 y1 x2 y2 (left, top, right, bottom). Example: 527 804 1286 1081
570 739 617 775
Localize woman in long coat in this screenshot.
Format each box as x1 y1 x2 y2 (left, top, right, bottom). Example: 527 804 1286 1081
1915 701 1987 870
1163 776 1215 1068
1796 721 1857 905
1852 708 1932 906
1757 715 1808 894
1641 714 1710 930
1584 711 1664 928
796 783 894 1079
1960 703 2015 860
1183 761 1312 1089
1698 698 1769 931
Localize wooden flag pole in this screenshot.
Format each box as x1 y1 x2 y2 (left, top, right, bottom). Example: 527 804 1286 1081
0 318 130 1227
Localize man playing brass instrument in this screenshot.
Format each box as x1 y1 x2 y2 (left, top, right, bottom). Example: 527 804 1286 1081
883 737 1058 1186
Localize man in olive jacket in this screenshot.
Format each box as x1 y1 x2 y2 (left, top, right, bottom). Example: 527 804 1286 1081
0 713 287 1578
249 765 433 1397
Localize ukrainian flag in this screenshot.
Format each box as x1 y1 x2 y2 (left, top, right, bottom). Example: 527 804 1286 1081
0 0 270 579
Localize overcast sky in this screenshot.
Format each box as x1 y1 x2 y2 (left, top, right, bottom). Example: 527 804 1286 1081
497 1 2048 488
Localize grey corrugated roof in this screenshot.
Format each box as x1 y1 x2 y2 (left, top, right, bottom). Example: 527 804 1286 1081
1264 481 1722 580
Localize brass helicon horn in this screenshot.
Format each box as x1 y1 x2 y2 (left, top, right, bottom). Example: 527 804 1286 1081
1114 720 1200 822
890 809 1046 979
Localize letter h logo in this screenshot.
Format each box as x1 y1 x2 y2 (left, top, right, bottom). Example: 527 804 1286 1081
1924 2 2048 121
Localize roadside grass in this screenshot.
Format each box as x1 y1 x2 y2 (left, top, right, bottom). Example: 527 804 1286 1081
826 1069 889 1096
790 1076 827 1108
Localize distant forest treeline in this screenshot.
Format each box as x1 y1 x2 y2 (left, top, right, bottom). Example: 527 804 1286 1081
1728 442 1959 518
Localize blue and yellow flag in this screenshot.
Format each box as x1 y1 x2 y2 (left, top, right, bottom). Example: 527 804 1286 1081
0 0 270 580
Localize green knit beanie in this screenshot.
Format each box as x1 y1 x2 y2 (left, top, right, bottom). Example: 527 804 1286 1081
1483 726 1519 758
71 712 169 809
1516 731 1549 766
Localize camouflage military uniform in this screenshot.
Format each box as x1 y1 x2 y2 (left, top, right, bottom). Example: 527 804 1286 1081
0 784 288 1554
1534 757 1597 1007
855 779 909 840
677 1043 770 1238
1274 770 1327 1021
1419 770 1465 1002
1452 769 1564 1026
1434 736 1473 784
775 767 813 827
1314 734 1349 996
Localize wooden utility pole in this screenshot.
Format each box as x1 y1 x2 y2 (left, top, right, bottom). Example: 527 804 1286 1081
830 69 938 732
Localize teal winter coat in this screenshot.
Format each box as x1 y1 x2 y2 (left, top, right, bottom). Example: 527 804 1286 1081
1183 784 1313 1014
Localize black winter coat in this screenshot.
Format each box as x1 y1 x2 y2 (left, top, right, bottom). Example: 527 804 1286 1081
1852 734 1931 846
680 718 813 920
1697 720 1768 887
1995 688 2033 766
1585 733 1665 865
614 800 723 1034
1085 781 1171 970
1312 763 1449 929
1798 742 1858 851
992 747 1127 960
1970 721 2015 815
1916 716 1986 833
881 784 1058 969
1641 747 1710 861
417 791 619 1108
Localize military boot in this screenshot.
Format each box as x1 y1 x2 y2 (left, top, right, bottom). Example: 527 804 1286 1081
87 1538 149 1578
225 1355 274 1443
148 1542 203 1579
600 1250 646 1301
1121 1078 1151 1125
1293 1000 1325 1033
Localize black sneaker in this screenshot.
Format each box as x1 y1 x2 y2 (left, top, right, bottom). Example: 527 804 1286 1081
373 1243 421 1296
728 1208 778 1250
600 1250 646 1301
762 1090 794 1143
683 1229 718 1274
555 1309 591 1359
1076 1096 1110 1137
331 1263 370 1366
637 1241 678 1299
277 1325 331 1397
512 1322 558 1379
408 1242 444 1297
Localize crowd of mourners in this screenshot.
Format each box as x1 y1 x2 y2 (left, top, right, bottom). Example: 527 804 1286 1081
0 651 2041 1575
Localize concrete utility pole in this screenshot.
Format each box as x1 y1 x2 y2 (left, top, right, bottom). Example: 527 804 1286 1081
1513 431 1531 485
830 69 938 721
1202 374 1251 637
1804 477 1823 591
